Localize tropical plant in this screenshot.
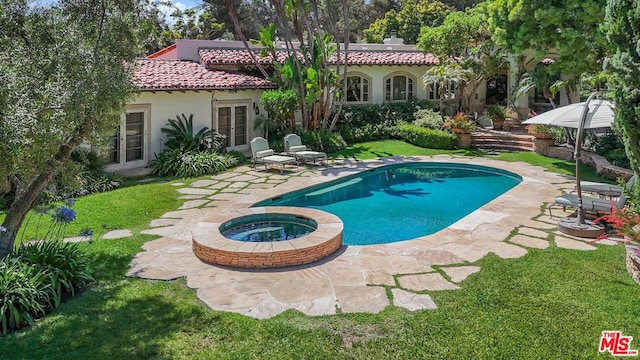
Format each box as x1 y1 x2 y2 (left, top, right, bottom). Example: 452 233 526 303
0 257 53 334
161 114 221 152
151 149 238 178
12 240 94 308
422 63 471 117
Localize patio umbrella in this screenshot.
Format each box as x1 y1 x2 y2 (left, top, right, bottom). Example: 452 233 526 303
522 92 615 237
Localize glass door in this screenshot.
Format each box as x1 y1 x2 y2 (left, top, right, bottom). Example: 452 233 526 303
125 112 144 162
105 108 148 170
215 104 248 150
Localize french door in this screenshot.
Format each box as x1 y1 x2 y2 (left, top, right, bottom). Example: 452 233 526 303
106 107 149 170
215 103 248 151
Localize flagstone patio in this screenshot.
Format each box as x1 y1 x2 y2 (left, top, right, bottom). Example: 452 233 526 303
127 155 613 319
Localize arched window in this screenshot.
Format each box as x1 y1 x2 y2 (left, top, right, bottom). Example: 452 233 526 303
341 73 370 103
384 73 415 102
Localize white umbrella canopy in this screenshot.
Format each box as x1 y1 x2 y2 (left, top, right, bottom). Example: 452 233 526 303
522 99 615 129
522 94 616 237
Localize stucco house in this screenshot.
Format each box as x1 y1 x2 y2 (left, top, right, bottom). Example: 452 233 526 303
111 38 566 172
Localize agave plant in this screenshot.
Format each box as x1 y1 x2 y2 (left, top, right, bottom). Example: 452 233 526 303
161 114 223 152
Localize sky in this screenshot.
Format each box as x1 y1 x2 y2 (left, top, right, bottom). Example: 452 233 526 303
33 0 202 25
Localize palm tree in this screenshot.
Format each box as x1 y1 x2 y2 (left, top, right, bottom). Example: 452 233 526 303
422 63 471 118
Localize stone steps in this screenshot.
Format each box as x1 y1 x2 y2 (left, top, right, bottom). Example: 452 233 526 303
471 130 535 152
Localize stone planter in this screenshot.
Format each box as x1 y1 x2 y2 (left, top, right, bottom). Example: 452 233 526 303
452 128 471 134
626 245 640 286
533 138 554 154
456 133 472 149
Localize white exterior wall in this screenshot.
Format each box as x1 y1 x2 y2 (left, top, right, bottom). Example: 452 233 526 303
344 65 429 104
111 89 264 171
343 65 486 110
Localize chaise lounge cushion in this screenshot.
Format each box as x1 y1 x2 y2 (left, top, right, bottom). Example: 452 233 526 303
255 149 275 158
288 145 307 153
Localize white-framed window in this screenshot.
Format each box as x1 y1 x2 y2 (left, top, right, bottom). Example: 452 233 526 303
384 73 415 102
427 82 457 100
341 73 371 103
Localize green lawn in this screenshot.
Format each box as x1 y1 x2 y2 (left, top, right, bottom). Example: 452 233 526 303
1 141 635 359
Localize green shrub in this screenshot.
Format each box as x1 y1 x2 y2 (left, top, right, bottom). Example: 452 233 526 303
336 100 437 143
259 90 299 135
592 134 630 169
151 149 238 178
392 123 457 150
268 138 285 153
13 241 94 308
413 108 444 129
44 148 121 203
225 150 247 164
0 258 53 334
297 130 347 153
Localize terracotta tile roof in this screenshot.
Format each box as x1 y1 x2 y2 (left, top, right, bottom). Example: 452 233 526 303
133 59 277 91
331 51 438 65
199 48 438 67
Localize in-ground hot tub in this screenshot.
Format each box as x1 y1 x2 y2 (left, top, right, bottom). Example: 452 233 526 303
220 213 318 242
192 207 343 269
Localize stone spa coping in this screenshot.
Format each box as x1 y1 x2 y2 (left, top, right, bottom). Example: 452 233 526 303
192 206 344 268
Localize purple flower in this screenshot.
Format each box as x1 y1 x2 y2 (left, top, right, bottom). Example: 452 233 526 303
51 206 76 224
0 226 6 233
64 198 76 207
79 228 93 237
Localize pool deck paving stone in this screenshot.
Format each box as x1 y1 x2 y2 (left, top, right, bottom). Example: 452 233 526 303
441 266 482 283
128 155 616 318
510 235 550 249
392 289 438 311
517 227 550 239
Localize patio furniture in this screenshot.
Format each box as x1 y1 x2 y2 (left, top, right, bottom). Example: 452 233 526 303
284 134 328 165
250 137 297 174
575 175 635 198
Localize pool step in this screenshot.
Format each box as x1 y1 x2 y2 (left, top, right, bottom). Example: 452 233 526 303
305 177 363 197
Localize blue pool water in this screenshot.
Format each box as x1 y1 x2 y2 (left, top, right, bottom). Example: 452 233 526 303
254 162 521 245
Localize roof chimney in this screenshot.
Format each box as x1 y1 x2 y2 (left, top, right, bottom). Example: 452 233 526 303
383 30 404 45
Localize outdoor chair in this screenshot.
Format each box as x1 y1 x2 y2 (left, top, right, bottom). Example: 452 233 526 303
283 134 327 165
574 175 635 198
550 176 634 216
249 137 297 174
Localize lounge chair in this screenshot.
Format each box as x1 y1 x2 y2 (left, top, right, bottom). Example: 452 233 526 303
575 175 635 198
250 137 296 174
551 176 634 215
284 134 327 165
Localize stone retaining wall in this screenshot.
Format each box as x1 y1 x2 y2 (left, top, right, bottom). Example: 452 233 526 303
543 145 633 181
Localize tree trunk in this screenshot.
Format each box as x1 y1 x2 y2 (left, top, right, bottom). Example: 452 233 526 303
0 141 75 258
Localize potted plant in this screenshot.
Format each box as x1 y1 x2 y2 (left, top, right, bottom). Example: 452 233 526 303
525 124 555 139
484 105 506 130
443 112 476 134
443 113 476 149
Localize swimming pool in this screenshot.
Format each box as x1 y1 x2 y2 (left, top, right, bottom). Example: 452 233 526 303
255 162 522 245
